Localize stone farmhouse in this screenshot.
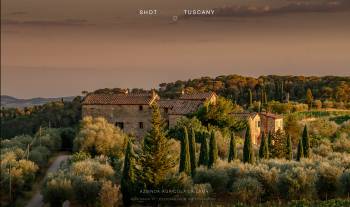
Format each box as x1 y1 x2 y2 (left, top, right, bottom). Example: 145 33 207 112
82 91 216 137
82 90 283 144
232 112 283 145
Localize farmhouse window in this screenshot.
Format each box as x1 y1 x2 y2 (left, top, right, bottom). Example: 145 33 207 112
116 122 124 129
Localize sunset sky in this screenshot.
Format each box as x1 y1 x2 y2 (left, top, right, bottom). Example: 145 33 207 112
1 0 350 98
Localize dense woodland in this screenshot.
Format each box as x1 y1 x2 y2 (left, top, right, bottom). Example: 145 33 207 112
0 97 81 139
159 75 350 104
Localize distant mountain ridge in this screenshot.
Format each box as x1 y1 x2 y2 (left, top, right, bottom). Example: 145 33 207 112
1 95 76 108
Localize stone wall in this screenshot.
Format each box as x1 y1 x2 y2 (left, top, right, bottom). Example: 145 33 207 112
168 114 185 128
260 116 283 134
82 104 153 137
236 116 261 145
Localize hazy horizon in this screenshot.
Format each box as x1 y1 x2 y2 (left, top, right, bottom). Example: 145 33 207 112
2 0 350 98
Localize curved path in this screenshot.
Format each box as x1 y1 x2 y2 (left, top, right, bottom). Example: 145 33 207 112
25 155 70 207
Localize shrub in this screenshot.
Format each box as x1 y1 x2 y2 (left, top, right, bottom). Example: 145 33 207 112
74 117 128 158
278 167 317 200
313 140 333 157
99 180 120 207
339 170 350 197
313 100 322 109
316 163 343 200
192 183 213 198
0 151 39 199
42 171 73 207
193 166 229 193
231 177 264 205
323 100 334 108
71 159 115 181
333 135 350 153
244 165 279 200
72 176 101 206
29 146 51 167
308 119 338 140
70 151 91 163
0 135 33 150
60 127 76 151
34 128 62 151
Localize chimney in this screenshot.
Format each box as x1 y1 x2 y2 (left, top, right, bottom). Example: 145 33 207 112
151 89 157 98
181 88 185 95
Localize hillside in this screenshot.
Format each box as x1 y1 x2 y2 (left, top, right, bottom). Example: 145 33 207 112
1 95 75 108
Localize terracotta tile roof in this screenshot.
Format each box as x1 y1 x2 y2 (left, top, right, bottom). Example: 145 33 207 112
158 99 174 108
231 112 258 120
180 92 216 101
259 112 283 119
82 93 158 105
159 99 203 115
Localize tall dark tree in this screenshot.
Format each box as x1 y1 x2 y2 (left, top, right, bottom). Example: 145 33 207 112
228 132 237 162
121 139 136 206
302 125 310 158
137 104 177 189
243 126 254 163
198 132 209 166
306 88 313 109
208 130 218 168
248 89 253 107
280 81 284 102
179 127 191 175
267 131 272 155
264 91 268 105
286 134 293 160
258 133 269 159
189 128 197 176
297 138 304 161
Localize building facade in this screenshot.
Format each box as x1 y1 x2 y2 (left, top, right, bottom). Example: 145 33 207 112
259 112 284 134
231 112 261 145
82 91 283 144
82 91 217 137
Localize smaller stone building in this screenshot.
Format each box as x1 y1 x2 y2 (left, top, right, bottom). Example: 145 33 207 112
259 112 283 134
231 112 261 145
160 92 217 127
231 112 284 145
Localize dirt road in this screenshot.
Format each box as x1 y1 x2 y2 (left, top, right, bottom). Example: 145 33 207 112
25 155 70 207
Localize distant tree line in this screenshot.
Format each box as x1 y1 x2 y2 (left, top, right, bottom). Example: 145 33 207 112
0 97 82 139
158 75 350 105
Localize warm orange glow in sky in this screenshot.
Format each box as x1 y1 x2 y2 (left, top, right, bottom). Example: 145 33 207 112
1 0 350 98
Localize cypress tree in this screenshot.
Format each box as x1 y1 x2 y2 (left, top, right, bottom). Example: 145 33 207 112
179 127 191 175
121 139 136 206
189 128 196 176
302 125 310 158
267 131 272 153
208 130 218 168
280 81 284 102
306 88 313 109
259 133 269 159
286 134 293 160
264 91 268 105
198 132 209 166
228 132 237 162
138 104 177 189
243 125 254 163
297 137 304 161
248 89 253 107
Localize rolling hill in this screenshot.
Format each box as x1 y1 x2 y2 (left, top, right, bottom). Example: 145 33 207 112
1 95 76 108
